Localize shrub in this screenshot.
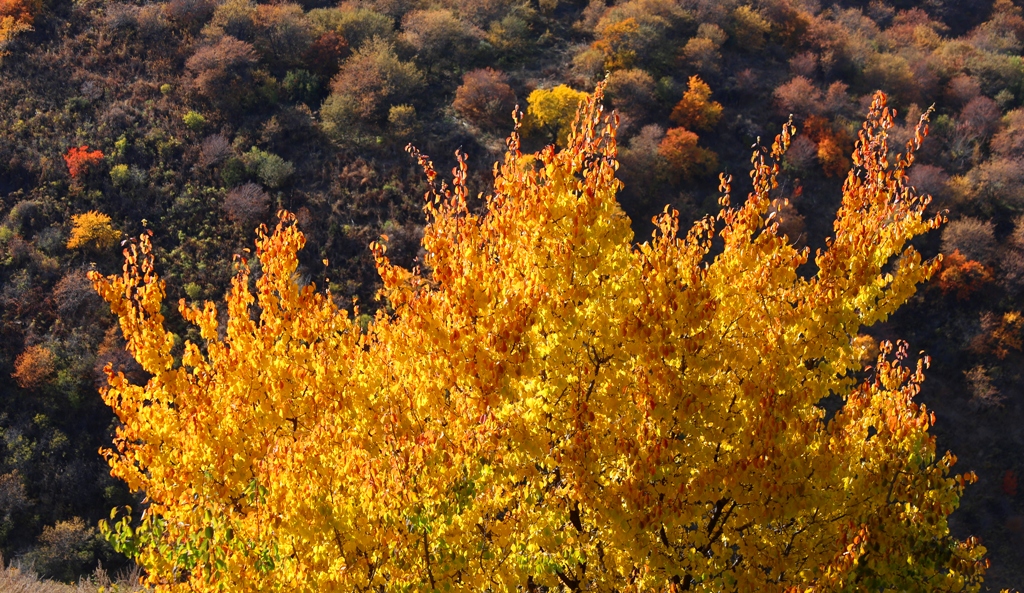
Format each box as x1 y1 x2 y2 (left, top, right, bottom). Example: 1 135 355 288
307 5 394 51
973 311 1023 359
223 182 270 228
163 0 214 33
282 69 320 105
729 5 769 50
109 163 131 186
680 35 720 74
937 250 994 300
945 74 982 107
958 95 1001 139
387 104 417 138
773 76 821 118
202 0 256 41
53 269 102 320
183 110 207 131
12 344 54 389
185 37 258 108
63 146 104 179
941 217 996 263
25 517 97 582
200 134 233 167
669 75 722 131
784 135 817 171
452 68 516 130
66 211 121 251
990 108 1024 156
253 2 312 68
657 126 717 182
604 68 657 121
401 9 481 71
241 147 293 188
965 365 1004 410
302 31 349 80
324 37 424 126
907 164 950 201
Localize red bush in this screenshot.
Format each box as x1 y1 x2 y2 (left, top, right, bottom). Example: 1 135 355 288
937 250 994 300
63 146 104 179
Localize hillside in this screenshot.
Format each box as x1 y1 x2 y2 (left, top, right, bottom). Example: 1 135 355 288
1 0 1023 588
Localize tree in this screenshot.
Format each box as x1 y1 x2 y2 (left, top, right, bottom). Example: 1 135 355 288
63 146 104 179
93 90 987 592
453 68 517 131
669 75 722 131
657 126 717 181
185 36 258 109
222 182 271 228
400 9 481 73
604 68 657 121
0 0 38 58
321 37 424 132
12 344 55 389
773 76 821 118
66 211 121 251
523 84 589 146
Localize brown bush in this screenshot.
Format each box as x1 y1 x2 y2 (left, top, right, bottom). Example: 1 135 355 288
27 517 97 582
965 365 1004 410
95 325 148 386
223 182 271 229
991 108 1024 157
53 270 102 320
907 163 949 201
788 51 816 78
941 217 996 263
12 344 55 389
401 9 481 70
452 68 516 131
254 3 313 68
767 198 806 246
186 36 258 107
163 0 214 32
200 133 233 166
773 76 821 118
958 95 1001 139
680 36 721 74
605 68 657 121
303 31 350 80
325 38 424 124
784 135 817 171
945 74 982 107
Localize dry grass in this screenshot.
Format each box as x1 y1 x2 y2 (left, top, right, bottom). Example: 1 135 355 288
0 558 145 593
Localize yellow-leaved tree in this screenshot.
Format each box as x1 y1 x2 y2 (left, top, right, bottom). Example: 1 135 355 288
92 89 988 592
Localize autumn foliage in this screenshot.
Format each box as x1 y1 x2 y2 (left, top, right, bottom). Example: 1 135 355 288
63 145 104 179
66 211 122 251
937 249 994 300
669 76 722 131
92 90 987 591
12 344 55 389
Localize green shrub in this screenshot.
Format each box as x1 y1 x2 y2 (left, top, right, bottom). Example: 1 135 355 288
183 110 207 131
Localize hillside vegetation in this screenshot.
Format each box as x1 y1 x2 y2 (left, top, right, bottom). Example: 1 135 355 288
1 0 1024 589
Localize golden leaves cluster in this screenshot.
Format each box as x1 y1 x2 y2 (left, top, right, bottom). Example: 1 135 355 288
91 89 987 592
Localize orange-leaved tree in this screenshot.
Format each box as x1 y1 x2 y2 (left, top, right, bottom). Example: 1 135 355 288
92 89 988 592
63 145 105 179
